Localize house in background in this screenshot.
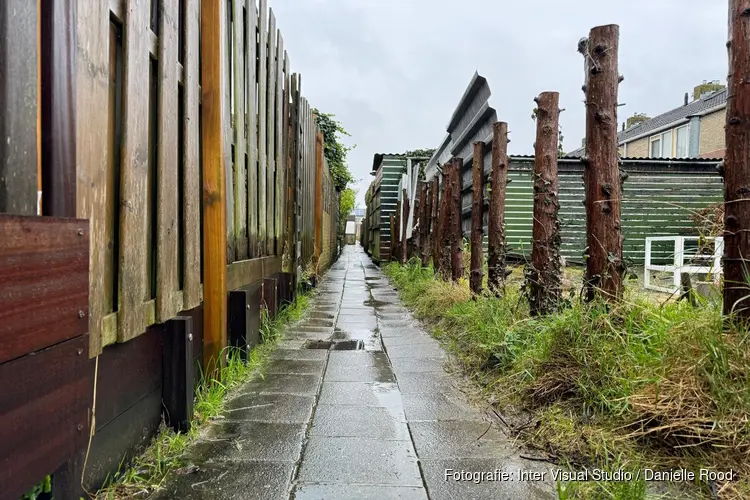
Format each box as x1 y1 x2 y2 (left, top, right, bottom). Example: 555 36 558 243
569 81 727 159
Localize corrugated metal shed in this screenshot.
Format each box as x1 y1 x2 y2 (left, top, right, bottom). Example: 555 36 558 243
482 157 724 264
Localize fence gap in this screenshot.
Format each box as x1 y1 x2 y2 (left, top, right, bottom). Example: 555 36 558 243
148 55 159 301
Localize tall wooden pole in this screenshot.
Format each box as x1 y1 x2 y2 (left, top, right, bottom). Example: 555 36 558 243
394 198 401 262
421 182 431 267
450 158 464 282
582 24 624 302
389 213 396 262
528 92 562 316
470 142 485 295
401 187 409 265
201 0 228 375
432 175 441 271
438 167 452 279
723 1 750 321
488 122 509 295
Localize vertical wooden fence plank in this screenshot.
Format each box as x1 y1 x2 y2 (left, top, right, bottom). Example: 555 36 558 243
201 0 229 374
279 51 294 270
0 0 38 215
156 0 180 322
118 0 150 342
314 131 324 260
266 12 277 255
275 36 285 255
257 0 268 254
224 0 235 264
232 0 248 261
246 0 258 257
182 0 202 310
76 0 110 354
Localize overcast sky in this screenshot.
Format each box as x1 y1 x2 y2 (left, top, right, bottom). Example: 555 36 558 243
272 1 728 207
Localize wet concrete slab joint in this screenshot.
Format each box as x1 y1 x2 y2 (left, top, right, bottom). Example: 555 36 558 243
188 421 306 462
293 484 428 500
223 393 315 424
297 437 422 487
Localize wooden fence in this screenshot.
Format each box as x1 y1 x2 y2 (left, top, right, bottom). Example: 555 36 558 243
0 0 340 497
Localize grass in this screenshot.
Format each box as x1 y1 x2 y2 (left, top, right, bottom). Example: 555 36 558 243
385 259 750 500
94 292 310 499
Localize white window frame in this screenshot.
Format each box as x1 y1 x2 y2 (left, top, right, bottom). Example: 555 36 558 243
649 136 662 158
649 124 690 158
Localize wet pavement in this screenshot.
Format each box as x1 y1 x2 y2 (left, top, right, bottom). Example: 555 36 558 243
156 245 557 499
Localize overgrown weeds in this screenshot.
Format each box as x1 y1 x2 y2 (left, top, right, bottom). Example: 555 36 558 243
94 293 310 499
385 260 750 499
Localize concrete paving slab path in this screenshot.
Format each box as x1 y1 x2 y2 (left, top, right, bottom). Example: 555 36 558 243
156 245 557 499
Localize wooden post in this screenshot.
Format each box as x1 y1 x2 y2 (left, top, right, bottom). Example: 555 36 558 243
450 158 464 282
40 0 76 217
470 142 485 295
438 166 452 279
421 182 431 267
723 1 750 321
401 188 408 265
582 24 623 302
389 213 396 262
528 92 562 316
201 0 228 375
394 199 401 262
488 122 509 295
431 175 440 270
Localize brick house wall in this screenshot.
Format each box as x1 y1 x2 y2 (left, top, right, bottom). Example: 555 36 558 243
624 137 649 157
698 108 726 158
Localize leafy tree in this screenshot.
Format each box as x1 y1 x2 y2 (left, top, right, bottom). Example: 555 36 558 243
339 188 357 234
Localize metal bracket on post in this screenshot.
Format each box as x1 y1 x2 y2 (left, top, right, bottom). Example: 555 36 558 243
162 316 194 433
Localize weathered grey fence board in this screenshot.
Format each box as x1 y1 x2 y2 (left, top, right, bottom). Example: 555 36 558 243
246 0 259 257
257 0 268 254
232 0 248 261
118 0 150 342
156 0 180 322
266 10 277 256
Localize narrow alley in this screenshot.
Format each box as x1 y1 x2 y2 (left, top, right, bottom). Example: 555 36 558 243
155 245 556 499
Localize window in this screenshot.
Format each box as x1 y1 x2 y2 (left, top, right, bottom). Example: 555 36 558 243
650 137 661 158
676 125 688 157
649 125 689 158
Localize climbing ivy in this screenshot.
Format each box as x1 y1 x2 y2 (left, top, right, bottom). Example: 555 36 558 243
312 109 355 192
